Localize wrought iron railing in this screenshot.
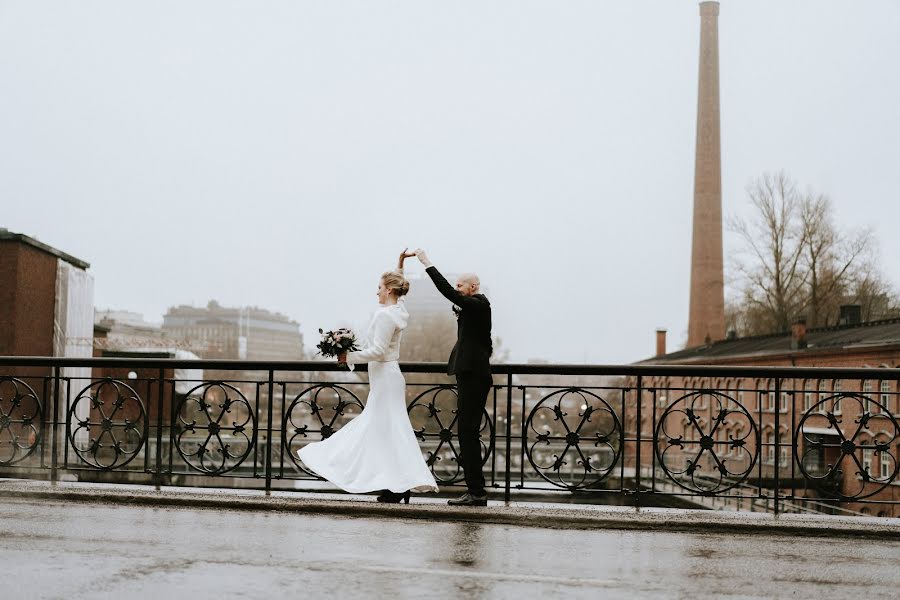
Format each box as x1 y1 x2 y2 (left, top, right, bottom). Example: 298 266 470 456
1 357 899 516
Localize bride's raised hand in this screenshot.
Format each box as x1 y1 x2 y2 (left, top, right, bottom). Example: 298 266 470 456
397 247 416 270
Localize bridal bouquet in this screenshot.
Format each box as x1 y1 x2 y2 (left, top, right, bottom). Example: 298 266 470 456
316 328 360 359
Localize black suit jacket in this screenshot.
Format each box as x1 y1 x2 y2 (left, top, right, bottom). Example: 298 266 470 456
426 266 492 376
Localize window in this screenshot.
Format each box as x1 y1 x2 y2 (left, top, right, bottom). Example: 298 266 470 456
779 447 789 468
818 380 827 412
804 381 813 412
766 387 776 412
881 453 892 479
880 381 891 412
765 431 775 464
863 448 873 476
696 380 708 409
780 390 789 412
863 381 873 413
731 427 744 461
833 380 842 414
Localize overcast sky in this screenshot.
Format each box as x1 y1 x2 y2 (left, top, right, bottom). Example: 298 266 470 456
2 1 899 364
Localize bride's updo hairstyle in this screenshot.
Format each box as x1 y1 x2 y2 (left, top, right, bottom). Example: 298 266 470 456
381 271 410 297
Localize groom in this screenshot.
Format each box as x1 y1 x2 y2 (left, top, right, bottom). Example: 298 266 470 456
414 249 492 507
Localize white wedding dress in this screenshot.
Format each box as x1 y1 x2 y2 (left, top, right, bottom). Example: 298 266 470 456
297 298 439 494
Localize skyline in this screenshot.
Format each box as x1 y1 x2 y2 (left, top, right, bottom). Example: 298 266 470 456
3 1 899 363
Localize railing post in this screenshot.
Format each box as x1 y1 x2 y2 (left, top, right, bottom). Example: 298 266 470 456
265 369 275 496
634 375 643 506
504 372 513 504
154 368 165 491
50 365 61 485
773 377 781 516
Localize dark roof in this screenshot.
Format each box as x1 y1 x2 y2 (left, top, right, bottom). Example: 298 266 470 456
0 229 90 270
644 318 900 364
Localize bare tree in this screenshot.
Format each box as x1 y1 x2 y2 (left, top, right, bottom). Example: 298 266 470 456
728 172 807 335
728 172 897 335
798 194 872 327
844 258 900 323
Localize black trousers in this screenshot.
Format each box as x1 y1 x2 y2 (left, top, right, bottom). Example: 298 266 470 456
455 372 492 496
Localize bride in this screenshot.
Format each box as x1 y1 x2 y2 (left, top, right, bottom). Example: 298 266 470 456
297 250 439 503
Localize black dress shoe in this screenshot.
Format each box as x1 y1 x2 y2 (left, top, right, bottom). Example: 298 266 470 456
447 492 488 507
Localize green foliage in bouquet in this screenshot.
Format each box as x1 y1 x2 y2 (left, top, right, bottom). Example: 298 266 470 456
317 327 360 358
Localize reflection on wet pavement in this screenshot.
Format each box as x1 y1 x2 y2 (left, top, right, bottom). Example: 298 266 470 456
3 498 900 599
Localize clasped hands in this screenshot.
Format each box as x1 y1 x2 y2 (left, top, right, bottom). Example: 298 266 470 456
398 247 432 268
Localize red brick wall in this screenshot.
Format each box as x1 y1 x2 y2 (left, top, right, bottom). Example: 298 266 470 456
0 240 59 381
0 240 58 356
632 346 900 516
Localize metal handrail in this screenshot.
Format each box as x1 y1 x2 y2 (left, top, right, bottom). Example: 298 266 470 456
2 356 899 517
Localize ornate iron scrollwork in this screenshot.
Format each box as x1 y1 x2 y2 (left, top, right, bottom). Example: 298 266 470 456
795 393 899 500
68 379 145 470
0 377 42 465
173 382 255 475
283 383 364 477
655 390 758 494
524 388 621 490
407 385 494 484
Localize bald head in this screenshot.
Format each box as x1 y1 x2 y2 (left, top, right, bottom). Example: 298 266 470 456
456 273 481 296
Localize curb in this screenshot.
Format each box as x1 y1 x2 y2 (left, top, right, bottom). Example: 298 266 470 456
2 482 900 540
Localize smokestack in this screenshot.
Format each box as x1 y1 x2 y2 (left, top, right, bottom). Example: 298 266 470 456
656 329 667 357
687 1 726 348
791 317 807 350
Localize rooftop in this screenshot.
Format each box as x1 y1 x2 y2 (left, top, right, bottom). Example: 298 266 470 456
0 229 90 270
645 317 900 364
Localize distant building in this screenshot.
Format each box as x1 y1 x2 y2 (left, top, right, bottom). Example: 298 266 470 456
0 230 93 412
92 310 204 403
94 309 201 353
0 229 93 363
162 300 304 361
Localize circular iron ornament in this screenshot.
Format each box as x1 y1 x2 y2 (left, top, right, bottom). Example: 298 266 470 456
654 390 758 495
174 382 256 475
0 377 43 465
407 385 494 484
525 387 622 490
284 383 364 477
68 378 146 470
795 393 900 500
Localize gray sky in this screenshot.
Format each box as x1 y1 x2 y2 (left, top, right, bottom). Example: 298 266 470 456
2 1 899 364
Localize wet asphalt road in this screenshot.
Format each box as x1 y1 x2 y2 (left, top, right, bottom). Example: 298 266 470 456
3 498 900 600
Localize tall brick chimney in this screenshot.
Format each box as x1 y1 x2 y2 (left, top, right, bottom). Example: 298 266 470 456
791 317 807 350
686 1 726 348
655 329 667 357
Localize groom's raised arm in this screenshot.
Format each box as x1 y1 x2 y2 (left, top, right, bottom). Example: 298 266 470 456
424 266 487 310
415 249 484 307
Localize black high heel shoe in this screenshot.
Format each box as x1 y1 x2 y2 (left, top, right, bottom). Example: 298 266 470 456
377 490 411 504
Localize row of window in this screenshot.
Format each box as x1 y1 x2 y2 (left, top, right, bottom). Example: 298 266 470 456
650 379 896 415
667 427 895 479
